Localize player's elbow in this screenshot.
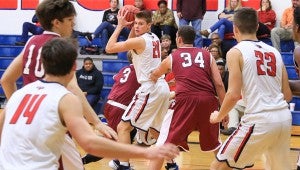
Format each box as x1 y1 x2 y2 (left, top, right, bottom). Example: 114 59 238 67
105 46 114 54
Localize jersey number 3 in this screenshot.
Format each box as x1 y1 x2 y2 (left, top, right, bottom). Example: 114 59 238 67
255 50 276 77
10 94 47 124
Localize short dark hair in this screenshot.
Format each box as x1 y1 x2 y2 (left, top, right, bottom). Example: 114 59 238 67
233 7 258 34
177 25 195 44
36 0 76 31
41 38 77 76
294 7 300 26
157 0 167 7
136 10 152 23
83 57 93 63
216 60 226 67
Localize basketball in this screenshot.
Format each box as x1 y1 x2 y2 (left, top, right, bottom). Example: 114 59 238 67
120 5 140 22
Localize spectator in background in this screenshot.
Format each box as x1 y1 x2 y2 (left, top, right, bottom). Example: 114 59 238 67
209 32 232 60
87 0 129 54
152 0 177 44
216 60 228 91
257 0 276 39
208 44 225 63
15 14 44 46
177 0 206 47
76 57 104 112
134 0 145 11
161 34 176 54
270 0 297 52
200 0 241 40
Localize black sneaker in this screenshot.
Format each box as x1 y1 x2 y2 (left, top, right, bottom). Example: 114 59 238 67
165 163 179 170
81 154 102 164
117 164 133 170
220 127 237 136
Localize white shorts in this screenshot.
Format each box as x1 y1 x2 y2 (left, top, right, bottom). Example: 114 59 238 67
217 109 292 170
61 134 84 170
122 79 170 144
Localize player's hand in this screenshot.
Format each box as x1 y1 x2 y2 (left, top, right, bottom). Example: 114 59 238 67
118 9 133 28
210 111 223 124
203 46 209 52
94 122 118 140
177 12 182 19
222 115 229 128
145 143 179 160
149 72 159 83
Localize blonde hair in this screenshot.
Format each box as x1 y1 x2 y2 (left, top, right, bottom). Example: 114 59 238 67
226 0 242 11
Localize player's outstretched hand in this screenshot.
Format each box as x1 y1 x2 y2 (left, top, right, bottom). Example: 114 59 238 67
95 122 118 140
145 143 179 160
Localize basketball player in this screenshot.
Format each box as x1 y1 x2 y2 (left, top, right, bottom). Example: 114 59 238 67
291 6 300 170
210 8 292 170
82 51 140 165
148 25 226 170
0 38 179 169
0 0 116 169
106 10 170 169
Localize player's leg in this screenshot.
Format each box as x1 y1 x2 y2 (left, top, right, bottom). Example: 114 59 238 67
263 119 292 170
116 121 134 168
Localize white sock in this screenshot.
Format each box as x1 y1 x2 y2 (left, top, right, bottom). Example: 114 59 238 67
120 162 129 166
207 29 212 33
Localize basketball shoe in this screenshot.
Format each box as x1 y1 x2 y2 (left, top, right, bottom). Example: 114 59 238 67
109 160 134 170
165 163 179 170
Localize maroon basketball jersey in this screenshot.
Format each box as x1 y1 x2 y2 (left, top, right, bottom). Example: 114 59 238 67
22 32 59 85
171 47 216 96
108 64 140 105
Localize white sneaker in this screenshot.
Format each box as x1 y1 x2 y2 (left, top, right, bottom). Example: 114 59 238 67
108 159 120 170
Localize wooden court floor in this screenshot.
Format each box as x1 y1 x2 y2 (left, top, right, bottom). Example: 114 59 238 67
79 127 300 170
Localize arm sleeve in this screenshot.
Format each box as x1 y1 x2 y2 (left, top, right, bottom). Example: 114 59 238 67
176 0 182 13
202 0 206 16
102 10 108 22
163 10 176 26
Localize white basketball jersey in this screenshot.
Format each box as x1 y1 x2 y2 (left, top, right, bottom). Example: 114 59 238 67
131 32 162 83
0 80 70 170
234 40 288 114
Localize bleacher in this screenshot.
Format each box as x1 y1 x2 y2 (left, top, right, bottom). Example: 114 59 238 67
0 34 299 126
0 34 130 113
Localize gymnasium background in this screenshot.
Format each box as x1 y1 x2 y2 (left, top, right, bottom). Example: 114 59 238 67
0 0 291 36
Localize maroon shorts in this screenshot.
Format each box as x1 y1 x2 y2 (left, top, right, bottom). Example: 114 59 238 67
165 95 221 151
104 103 126 131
